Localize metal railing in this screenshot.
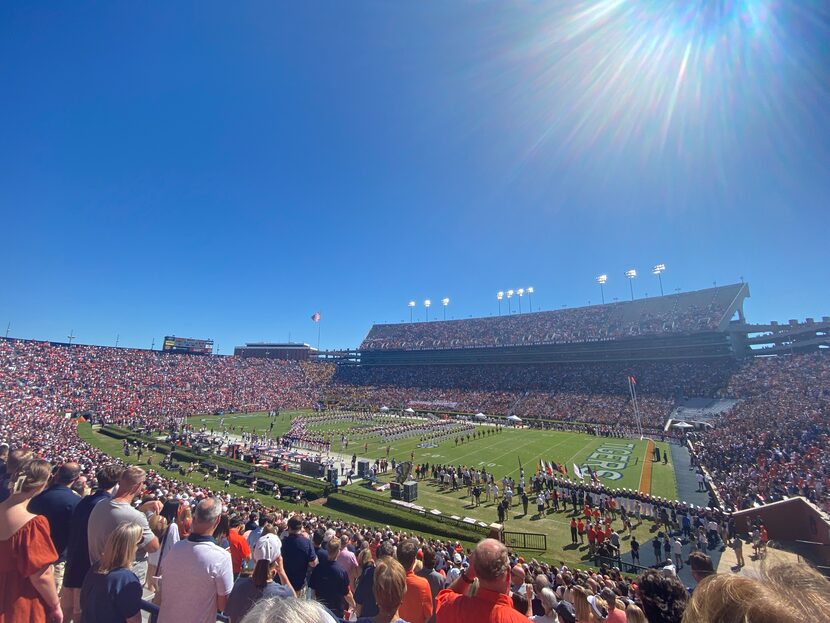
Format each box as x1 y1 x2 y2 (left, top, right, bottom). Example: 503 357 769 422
502 531 547 551
591 554 651 575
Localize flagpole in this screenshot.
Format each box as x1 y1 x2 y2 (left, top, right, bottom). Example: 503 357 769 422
317 322 321 351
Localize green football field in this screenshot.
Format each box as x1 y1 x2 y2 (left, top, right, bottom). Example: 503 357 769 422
191 410 676 500
186 410 679 565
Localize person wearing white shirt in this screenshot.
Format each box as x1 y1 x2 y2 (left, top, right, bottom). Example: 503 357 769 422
157 498 233 623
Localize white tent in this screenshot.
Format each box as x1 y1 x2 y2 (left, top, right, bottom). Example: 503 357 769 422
507 415 522 422
404 407 415 413
672 421 694 429
474 412 487 420
379 406 389 412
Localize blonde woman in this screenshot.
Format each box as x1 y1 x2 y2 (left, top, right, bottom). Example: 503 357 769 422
572 586 595 623
0 458 61 623
625 603 647 623
356 558 408 623
80 522 144 623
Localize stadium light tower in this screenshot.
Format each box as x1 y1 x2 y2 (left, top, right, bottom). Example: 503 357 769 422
517 288 524 313
506 289 514 314
424 299 431 321
497 291 504 316
441 297 450 320
595 275 608 304
527 287 534 311
625 269 637 301
407 300 416 322
652 263 666 296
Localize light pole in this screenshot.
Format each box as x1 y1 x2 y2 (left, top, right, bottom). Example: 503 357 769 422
115 334 120 347
517 288 524 313
652 264 666 296
527 287 534 311
596 274 607 304
497 291 504 316
506 290 514 314
408 300 416 322
441 298 450 320
625 269 637 301
4 322 9 338
424 299 431 321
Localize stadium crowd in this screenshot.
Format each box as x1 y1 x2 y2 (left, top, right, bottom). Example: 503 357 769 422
0 339 320 428
360 287 734 351
692 353 830 512
2 333 830 621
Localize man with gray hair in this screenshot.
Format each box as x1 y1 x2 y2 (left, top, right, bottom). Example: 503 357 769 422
435 538 532 622
158 498 233 623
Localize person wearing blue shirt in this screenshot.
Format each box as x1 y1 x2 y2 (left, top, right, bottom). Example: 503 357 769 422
309 539 354 618
28 462 81 590
61 463 123 622
280 516 318 592
80 522 144 623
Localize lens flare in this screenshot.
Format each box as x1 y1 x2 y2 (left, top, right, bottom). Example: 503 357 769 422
480 0 829 186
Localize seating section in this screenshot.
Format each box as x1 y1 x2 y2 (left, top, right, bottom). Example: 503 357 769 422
360 284 742 351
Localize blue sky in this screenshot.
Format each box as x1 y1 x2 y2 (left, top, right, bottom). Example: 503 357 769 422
1 1 828 352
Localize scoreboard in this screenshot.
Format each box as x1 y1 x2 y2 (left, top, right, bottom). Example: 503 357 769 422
162 336 214 355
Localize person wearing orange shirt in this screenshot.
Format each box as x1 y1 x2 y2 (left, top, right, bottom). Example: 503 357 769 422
396 538 433 623
226 517 252 577
435 538 531 623
577 518 585 544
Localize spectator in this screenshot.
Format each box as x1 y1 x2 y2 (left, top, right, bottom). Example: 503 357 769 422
0 449 34 503
624 604 646 623
61 462 124 623
239 596 340 623
0 458 62 623
531 587 559 622
281 516 319 594
157 497 234 623
228 516 253 578
356 557 408 623
225 532 295 623
87 466 160 584
354 539 395 618
397 538 433 623
681 562 830 623
79 522 144 623
416 544 444 612
687 551 714 586
309 538 354 618
28 461 82 593
336 533 360 588
435 537 531 622
600 588 625 623
635 569 688 623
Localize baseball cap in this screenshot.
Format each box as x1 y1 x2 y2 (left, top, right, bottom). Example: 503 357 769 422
555 601 576 623
253 533 282 563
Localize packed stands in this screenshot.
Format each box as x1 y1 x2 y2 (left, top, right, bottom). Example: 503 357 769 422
360 284 743 351
0 338 320 428
691 353 830 513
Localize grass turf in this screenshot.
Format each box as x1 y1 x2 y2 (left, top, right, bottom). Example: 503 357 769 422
184 411 679 566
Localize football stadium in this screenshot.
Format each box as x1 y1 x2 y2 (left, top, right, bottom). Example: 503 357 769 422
3 282 830 609
4 2 830 622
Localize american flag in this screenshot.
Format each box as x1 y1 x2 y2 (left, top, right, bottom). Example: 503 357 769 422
311 312 321 322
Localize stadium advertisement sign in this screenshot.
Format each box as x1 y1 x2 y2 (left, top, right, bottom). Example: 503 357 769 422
581 442 635 481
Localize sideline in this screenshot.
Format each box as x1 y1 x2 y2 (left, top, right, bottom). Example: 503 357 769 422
638 439 654 494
